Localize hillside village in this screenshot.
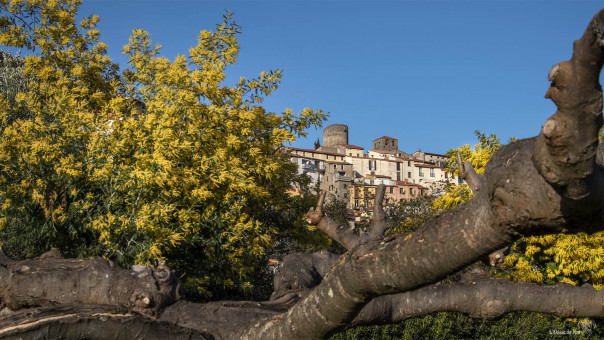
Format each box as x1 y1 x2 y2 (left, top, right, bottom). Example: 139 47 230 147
286 124 462 220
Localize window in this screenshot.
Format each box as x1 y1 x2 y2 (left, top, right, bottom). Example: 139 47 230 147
355 199 359 208
419 168 424 177
430 168 435 177
341 164 344 170
397 173 400 181
408 161 411 166
397 162 401 171
400 188 404 194
369 160 376 170
410 188 414 195
408 172 411 178
389 187 393 193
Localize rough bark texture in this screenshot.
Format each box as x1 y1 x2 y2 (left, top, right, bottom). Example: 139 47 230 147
0 248 179 317
0 304 211 339
1 8 604 340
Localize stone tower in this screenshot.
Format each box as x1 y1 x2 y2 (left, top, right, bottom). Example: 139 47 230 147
323 124 349 147
372 136 398 152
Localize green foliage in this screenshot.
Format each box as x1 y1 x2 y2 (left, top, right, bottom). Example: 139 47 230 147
0 0 327 298
0 51 30 123
386 195 435 235
331 313 600 340
314 137 321 150
324 197 350 225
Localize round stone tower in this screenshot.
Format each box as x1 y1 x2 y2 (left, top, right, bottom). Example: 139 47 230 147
323 124 349 147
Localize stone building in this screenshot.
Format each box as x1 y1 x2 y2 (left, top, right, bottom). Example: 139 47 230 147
286 147 353 202
372 136 398 152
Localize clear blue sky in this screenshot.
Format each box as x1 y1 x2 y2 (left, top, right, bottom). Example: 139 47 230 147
78 0 604 154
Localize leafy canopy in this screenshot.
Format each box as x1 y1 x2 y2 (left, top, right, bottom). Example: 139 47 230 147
0 0 326 297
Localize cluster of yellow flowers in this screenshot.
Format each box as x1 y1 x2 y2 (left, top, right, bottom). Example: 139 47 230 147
0 0 326 293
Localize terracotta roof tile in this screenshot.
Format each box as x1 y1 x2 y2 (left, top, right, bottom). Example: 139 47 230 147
337 144 364 150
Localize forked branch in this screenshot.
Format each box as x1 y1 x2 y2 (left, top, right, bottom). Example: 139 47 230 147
307 191 359 250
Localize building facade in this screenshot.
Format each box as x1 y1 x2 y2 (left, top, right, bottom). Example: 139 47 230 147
286 124 463 211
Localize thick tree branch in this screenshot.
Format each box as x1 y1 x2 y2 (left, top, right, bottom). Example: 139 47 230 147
307 191 360 249
161 278 604 338
534 9 604 204
242 194 513 338
368 184 388 238
0 247 601 339
0 248 179 317
350 278 604 327
0 304 212 340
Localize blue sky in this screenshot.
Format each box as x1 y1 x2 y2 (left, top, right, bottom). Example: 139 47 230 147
78 1 604 154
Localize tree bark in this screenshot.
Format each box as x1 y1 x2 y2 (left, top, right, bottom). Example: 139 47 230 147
0 248 179 317
0 304 212 340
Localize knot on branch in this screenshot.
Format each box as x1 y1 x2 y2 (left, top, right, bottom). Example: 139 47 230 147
307 191 326 225
153 261 173 286
544 61 571 109
476 299 509 319
131 291 153 308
